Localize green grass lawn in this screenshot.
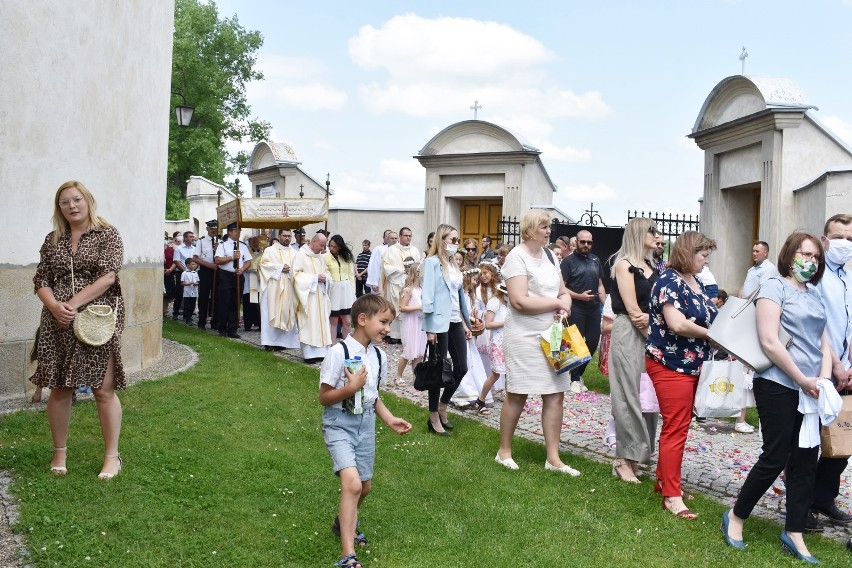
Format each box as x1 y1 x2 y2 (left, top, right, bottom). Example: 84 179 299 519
0 322 845 567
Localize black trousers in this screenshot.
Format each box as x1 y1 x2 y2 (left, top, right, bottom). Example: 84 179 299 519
567 301 602 381
197 266 216 327
242 292 260 331
733 378 819 532
813 455 850 509
355 277 367 298
427 322 468 412
182 297 197 323
172 270 184 317
215 271 243 335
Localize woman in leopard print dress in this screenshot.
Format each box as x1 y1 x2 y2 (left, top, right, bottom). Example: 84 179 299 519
32 181 125 479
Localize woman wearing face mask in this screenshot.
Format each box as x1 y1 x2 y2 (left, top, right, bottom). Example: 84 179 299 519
421 224 471 435
723 231 831 563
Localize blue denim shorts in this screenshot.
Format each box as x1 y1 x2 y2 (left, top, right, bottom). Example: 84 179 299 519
322 405 376 481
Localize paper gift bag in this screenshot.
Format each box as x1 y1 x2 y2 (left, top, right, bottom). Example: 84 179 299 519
694 359 745 418
821 395 852 458
539 323 591 375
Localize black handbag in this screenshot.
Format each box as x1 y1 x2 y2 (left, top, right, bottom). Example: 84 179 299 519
413 343 444 391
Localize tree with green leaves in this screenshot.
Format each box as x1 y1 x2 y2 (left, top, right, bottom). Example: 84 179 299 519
167 0 271 219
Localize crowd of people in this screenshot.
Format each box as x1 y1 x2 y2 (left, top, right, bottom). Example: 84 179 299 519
29 183 852 567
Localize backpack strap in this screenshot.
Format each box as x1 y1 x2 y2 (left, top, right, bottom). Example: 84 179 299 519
340 341 349 360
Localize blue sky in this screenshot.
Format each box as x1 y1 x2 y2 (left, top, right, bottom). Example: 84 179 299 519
216 0 852 226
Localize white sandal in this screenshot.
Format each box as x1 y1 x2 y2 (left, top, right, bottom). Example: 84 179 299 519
98 453 123 480
50 447 67 476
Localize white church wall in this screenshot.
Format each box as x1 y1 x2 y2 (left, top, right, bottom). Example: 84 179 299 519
717 144 763 189
327 209 426 252
781 119 852 193
522 163 556 209
0 1 173 398
440 174 505 198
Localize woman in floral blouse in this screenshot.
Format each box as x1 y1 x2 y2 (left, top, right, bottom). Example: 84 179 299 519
645 231 718 520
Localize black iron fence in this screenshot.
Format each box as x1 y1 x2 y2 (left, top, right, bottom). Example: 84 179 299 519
627 210 699 239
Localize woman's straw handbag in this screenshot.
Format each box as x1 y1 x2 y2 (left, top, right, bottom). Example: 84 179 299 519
70 257 116 347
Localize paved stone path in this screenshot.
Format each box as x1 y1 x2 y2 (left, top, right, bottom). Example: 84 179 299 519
227 326 852 544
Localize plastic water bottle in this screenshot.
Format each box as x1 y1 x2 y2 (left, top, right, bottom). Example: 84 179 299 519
343 356 364 414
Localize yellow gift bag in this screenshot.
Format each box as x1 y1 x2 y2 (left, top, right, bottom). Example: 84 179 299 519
539 319 591 375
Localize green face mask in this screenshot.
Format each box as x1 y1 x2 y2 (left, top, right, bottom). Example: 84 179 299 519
791 257 817 283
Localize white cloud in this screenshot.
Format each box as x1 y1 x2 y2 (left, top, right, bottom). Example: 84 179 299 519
248 54 347 111
821 115 852 145
349 13 553 82
348 14 611 121
558 182 619 202
274 84 347 111
330 162 424 209
535 141 592 163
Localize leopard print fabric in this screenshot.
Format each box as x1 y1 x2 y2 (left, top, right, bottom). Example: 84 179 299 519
31 225 126 390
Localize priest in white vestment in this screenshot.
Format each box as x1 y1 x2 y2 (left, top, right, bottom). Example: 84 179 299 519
293 232 333 362
366 229 392 294
257 229 299 350
382 227 420 341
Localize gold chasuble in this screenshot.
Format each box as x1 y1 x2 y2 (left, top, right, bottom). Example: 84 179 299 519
293 244 332 348
257 241 297 330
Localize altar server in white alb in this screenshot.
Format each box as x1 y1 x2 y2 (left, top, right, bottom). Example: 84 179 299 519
257 228 300 351
366 229 392 294
382 227 420 342
293 232 333 363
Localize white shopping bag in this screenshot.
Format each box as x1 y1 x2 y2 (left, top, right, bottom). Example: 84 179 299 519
695 359 746 418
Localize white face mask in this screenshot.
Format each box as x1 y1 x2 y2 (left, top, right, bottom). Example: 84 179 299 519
445 243 458 254
825 238 852 266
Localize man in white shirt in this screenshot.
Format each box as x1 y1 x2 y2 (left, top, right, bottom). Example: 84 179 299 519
739 241 778 297
192 220 220 330
214 223 252 338
366 229 392 294
291 228 306 251
811 213 852 527
257 229 300 351
382 227 420 343
172 231 196 320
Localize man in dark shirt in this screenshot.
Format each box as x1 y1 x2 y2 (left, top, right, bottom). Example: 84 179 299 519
560 230 606 393
355 240 372 297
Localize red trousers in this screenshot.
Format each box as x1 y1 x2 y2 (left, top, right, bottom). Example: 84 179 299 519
645 358 697 497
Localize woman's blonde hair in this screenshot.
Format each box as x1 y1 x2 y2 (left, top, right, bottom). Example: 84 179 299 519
403 261 421 290
427 224 457 272
609 217 656 277
463 269 479 306
51 181 110 245
520 209 551 241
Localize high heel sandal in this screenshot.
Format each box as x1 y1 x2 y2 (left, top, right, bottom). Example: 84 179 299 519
611 459 640 484
98 454 123 480
50 447 67 476
661 497 697 520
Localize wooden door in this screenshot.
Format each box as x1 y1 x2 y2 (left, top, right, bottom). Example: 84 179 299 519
460 199 502 242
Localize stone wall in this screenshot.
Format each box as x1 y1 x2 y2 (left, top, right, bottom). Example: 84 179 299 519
0 1 174 400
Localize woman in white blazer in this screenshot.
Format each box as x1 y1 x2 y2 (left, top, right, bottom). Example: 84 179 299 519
421 224 472 435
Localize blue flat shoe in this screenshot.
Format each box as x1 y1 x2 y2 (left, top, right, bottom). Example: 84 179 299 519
720 510 746 550
780 531 820 564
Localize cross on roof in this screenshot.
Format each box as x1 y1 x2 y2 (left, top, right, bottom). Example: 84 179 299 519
739 46 748 75
470 100 482 119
